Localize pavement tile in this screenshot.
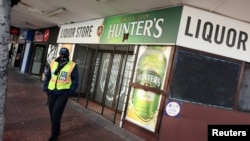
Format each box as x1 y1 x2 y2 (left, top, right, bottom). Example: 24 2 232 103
3 67 144 141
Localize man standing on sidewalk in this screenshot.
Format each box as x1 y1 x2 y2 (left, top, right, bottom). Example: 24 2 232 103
43 47 79 141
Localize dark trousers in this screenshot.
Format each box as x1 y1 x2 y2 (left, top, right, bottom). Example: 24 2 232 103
48 93 69 137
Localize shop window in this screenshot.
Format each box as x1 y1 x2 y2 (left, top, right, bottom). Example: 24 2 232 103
169 49 241 109
237 63 250 112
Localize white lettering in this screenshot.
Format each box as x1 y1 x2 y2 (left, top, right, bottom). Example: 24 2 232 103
212 129 247 136
107 18 164 39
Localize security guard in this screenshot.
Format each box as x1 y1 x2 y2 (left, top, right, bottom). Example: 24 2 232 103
43 47 79 141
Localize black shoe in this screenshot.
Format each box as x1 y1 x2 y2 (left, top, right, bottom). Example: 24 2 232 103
48 136 57 141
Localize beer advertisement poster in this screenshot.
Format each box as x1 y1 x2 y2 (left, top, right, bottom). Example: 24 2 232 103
125 45 172 132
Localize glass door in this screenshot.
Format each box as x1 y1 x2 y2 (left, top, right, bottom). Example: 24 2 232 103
31 45 46 75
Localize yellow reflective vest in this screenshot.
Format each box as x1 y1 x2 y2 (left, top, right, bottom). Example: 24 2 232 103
48 60 76 90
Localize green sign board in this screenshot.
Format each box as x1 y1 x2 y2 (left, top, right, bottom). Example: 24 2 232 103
99 6 183 44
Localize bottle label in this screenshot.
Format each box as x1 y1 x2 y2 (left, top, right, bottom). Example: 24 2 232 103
136 70 162 88
133 70 161 121
133 89 158 121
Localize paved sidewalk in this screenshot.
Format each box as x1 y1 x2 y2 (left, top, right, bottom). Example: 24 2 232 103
3 67 144 141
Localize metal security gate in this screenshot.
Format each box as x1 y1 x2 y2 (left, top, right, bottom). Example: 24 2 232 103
72 45 135 125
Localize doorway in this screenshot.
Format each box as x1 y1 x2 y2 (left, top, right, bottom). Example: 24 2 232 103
30 45 46 75
72 44 135 125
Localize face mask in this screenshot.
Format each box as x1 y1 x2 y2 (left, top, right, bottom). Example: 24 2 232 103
60 55 69 62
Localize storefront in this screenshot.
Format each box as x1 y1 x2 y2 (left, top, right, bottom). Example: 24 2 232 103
56 5 250 141
18 29 34 73
56 5 182 140
29 26 59 79
9 26 20 67
159 6 250 141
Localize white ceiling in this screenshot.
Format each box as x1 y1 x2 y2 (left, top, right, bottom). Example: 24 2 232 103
10 0 250 30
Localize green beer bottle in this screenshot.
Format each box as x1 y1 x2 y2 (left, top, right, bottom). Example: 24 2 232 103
132 46 167 121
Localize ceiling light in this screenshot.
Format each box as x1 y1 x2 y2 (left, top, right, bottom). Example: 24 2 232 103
47 8 66 17
19 1 44 15
96 0 106 2
21 21 39 29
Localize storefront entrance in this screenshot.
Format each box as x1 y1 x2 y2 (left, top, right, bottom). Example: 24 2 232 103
71 45 135 125
30 45 46 75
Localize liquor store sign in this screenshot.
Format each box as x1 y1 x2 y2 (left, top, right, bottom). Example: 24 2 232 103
57 6 183 44
177 6 250 62
57 19 104 44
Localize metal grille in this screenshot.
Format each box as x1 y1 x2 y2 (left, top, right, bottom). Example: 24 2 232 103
71 45 136 126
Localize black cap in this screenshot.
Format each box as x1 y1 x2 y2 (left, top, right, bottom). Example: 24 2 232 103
59 47 69 56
